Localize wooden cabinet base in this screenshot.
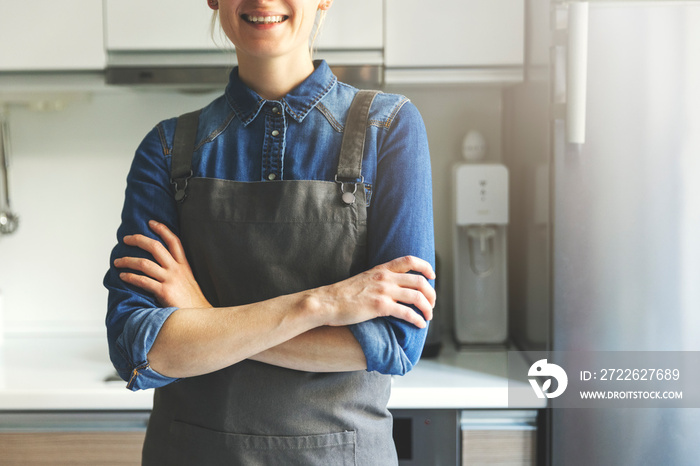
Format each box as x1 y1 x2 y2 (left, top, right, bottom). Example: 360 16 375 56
462 429 536 465
0 432 145 465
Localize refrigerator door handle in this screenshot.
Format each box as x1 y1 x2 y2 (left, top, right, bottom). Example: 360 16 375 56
566 2 589 145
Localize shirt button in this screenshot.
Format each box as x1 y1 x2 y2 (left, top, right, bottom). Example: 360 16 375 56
271 106 280 114
268 173 277 181
271 130 280 137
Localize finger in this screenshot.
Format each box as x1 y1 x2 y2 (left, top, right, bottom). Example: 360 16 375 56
384 256 436 280
392 273 437 308
123 234 176 268
114 256 166 282
386 302 427 329
391 287 434 322
148 220 188 264
119 272 162 296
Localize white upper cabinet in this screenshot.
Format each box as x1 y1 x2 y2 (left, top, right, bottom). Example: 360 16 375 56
0 0 519 81
385 0 524 70
0 0 104 71
316 0 383 50
104 1 217 51
104 0 382 52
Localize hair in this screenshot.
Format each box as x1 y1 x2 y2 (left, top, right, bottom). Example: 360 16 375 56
209 9 327 56
209 12 231 50
309 10 327 55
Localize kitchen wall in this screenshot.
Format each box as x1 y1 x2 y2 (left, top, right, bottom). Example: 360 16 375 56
0 89 220 333
0 82 504 338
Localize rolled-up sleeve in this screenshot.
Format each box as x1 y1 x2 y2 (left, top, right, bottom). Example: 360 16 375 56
104 122 181 391
349 100 436 375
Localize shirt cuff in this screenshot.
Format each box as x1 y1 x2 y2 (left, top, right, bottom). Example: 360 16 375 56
115 306 180 391
126 362 179 392
350 318 417 376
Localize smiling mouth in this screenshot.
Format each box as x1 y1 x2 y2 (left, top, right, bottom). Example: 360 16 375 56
242 14 288 24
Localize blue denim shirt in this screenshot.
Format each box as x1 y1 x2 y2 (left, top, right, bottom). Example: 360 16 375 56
104 60 435 391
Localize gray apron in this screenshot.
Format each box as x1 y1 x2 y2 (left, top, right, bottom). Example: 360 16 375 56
141 90 397 466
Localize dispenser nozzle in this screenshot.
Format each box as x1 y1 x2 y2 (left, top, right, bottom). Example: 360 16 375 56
465 225 497 276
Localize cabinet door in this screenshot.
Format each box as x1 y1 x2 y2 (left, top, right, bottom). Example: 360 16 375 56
0 432 145 465
0 0 104 71
461 411 538 465
104 0 217 51
316 0 383 50
385 0 524 67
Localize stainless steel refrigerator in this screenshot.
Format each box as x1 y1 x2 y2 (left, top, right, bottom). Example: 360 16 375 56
505 1 700 464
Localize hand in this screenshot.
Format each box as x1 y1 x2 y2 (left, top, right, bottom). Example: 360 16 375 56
314 256 436 329
113 220 211 309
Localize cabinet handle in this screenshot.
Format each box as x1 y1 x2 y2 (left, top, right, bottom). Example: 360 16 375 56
567 2 589 145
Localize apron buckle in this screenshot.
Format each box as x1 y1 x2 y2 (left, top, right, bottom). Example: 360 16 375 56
335 175 363 205
171 169 193 202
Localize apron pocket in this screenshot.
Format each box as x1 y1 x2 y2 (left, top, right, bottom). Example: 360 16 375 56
169 420 356 466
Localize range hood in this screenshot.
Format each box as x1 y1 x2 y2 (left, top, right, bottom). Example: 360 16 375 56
105 50 383 89
105 51 233 87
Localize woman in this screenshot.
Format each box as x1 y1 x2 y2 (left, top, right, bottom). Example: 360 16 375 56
104 0 435 464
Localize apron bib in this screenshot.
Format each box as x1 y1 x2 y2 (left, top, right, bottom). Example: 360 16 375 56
142 91 397 466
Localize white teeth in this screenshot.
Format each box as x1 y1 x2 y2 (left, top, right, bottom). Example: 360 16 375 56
245 15 285 24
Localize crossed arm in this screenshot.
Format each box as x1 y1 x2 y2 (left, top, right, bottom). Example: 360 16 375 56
113 220 436 378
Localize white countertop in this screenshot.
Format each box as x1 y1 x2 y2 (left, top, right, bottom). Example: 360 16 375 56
0 333 543 411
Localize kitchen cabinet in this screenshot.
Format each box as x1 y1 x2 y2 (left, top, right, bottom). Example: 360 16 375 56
0 0 104 71
104 1 216 52
391 409 538 465
104 0 382 53
461 411 538 465
384 0 524 83
315 0 383 51
0 432 145 465
0 412 148 466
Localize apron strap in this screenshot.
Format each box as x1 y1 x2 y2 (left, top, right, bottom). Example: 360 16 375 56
170 109 201 202
335 90 380 182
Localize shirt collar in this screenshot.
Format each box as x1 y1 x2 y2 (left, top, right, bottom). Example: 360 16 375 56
224 59 337 126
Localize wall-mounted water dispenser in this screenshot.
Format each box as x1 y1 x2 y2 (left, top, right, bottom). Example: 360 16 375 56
453 137 509 345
